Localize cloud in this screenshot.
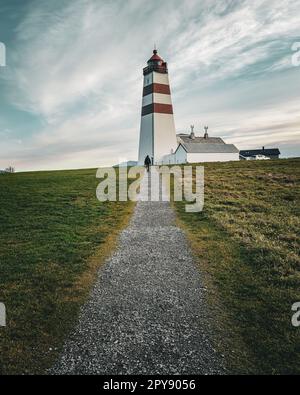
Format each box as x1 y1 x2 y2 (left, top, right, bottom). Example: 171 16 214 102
0 0 300 170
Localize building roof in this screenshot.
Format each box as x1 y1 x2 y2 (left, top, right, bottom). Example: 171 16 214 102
176 131 239 154
240 148 280 157
149 52 163 62
177 142 239 154
177 134 225 145
148 50 163 62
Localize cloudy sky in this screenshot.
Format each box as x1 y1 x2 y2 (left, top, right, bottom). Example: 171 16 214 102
0 0 299 171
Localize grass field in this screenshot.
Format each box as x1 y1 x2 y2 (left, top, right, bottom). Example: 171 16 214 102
174 158 300 374
0 168 134 374
1 160 299 375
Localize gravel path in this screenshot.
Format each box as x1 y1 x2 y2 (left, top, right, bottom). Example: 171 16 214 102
51 169 224 375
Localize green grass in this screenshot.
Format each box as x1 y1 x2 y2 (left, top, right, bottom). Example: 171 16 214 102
1 161 299 374
0 168 134 374
174 158 300 374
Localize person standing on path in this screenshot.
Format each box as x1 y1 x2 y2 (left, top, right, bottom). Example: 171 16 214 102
144 155 151 172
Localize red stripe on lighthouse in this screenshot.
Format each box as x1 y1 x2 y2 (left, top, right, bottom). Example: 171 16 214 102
142 103 173 116
154 103 173 114
143 83 171 96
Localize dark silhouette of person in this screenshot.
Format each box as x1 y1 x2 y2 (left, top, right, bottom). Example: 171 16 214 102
144 155 151 172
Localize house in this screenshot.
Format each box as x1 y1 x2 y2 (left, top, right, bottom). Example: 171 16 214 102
240 147 280 160
161 127 239 164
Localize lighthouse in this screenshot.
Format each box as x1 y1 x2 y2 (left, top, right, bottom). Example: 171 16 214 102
138 49 178 165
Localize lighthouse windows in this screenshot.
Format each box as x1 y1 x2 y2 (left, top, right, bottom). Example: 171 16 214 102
144 74 153 87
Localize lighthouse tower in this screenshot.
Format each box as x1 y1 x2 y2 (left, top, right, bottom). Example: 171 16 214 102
138 49 177 165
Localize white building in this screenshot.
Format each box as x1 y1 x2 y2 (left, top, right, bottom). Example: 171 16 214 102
138 50 239 165
173 128 239 164
160 127 239 164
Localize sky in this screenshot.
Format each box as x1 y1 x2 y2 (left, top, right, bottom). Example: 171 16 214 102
0 0 299 171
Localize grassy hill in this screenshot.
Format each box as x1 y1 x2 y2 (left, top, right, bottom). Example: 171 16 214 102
0 168 134 374
174 158 300 374
0 159 299 375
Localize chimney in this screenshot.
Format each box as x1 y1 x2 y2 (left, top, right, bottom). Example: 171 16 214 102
190 125 195 140
204 126 209 139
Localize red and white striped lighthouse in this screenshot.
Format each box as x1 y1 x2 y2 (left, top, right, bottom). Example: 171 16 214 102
138 49 177 165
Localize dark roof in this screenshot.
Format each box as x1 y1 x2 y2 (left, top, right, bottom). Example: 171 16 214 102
177 134 225 145
176 133 239 154
177 142 239 154
240 148 280 157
